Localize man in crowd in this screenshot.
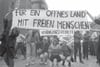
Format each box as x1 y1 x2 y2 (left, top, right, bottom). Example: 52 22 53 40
25 30 37 66
0 2 20 67
90 32 98 56
49 36 62 67
39 36 50 64
74 31 84 63
87 11 100 64
83 31 90 60
26 0 47 65
15 33 26 59
96 32 100 64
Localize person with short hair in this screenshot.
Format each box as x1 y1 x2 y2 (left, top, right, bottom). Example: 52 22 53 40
0 27 19 67
15 33 26 59
74 31 84 63
48 37 62 67
83 31 90 60
39 36 50 64
25 30 37 66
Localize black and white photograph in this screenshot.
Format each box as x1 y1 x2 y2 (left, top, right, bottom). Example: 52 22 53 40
0 0 100 67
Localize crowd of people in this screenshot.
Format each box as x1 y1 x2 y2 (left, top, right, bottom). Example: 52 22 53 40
0 26 100 67
0 1 100 67
15 30 74 67
15 29 100 67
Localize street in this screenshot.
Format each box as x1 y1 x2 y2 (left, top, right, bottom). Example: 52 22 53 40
0 55 100 67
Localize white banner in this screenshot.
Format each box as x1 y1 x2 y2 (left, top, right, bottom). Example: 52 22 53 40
40 29 74 36
12 9 90 30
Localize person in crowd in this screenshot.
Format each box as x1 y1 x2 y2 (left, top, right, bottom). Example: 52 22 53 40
0 2 19 67
93 32 99 56
36 36 43 57
33 30 41 57
90 32 98 56
48 36 62 67
19 0 48 66
31 0 48 56
83 31 90 60
74 31 84 63
39 36 50 64
95 32 100 64
5 28 19 67
89 37 95 56
87 11 100 64
15 33 26 59
31 0 48 9
61 41 73 67
25 30 37 66
0 27 19 67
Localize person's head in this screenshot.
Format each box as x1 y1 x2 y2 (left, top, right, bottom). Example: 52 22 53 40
31 0 48 9
8 1 15 12
10 27 19 36
74 30 80 34
53 36 59 46
43 36 48 44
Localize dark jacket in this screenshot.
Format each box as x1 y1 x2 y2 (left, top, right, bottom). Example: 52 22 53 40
0 33 8 56
0 12 19 58
6 33 18 58
74 31 82 46
40 41 50 53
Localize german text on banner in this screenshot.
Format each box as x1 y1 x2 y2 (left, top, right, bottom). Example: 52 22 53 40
12 9 90 31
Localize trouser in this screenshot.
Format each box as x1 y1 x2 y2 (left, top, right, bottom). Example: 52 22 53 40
83 42 88 59
40 52 48 62
96 52 100 64
74 42 82 62
15 42 26 58
62 56 72 67
4 56 14 67
90 43 95 56
26 42 36 64
94 42 98 56
50 55 61 62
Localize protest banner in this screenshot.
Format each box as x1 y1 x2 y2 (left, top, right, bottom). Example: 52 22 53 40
40 29 74 36
12 9 90 30
12 9 91 36
59 35 74 46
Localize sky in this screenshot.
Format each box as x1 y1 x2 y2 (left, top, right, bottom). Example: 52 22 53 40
46 0 100 17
